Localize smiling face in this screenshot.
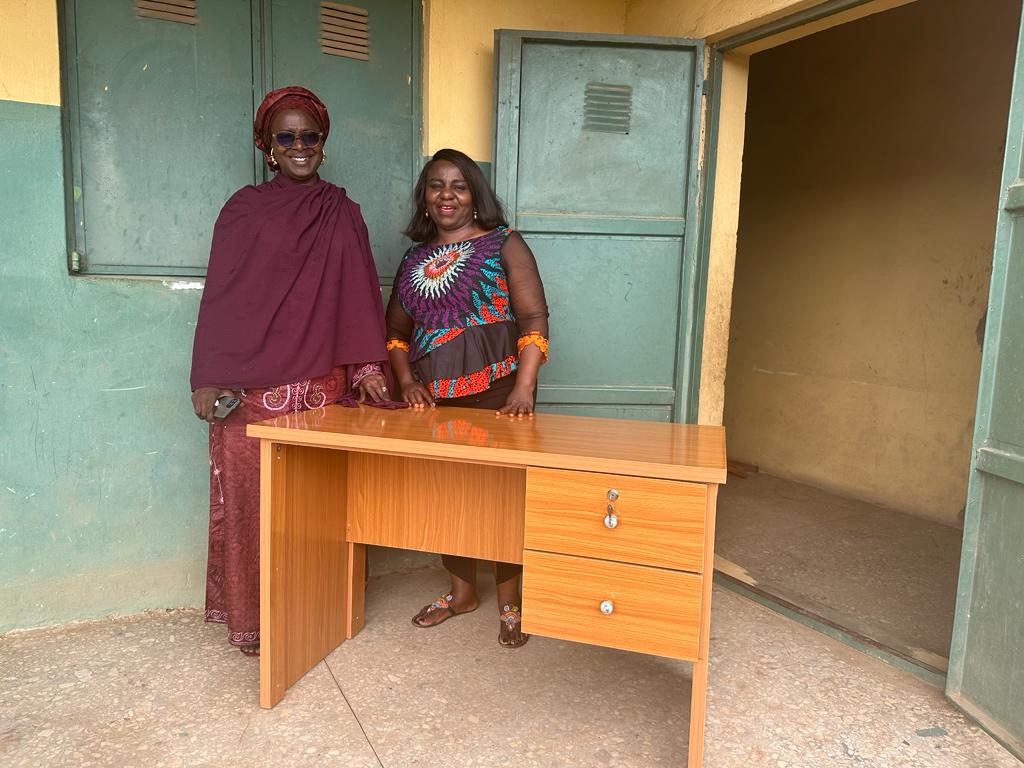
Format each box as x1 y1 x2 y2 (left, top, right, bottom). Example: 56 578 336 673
424 160 479 238
269 108 324 184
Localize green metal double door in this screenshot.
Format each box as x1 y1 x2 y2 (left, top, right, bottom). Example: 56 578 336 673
64 0 417 279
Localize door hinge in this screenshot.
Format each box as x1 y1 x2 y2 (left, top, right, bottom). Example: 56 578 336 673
702 76 712 98
69 250 83 273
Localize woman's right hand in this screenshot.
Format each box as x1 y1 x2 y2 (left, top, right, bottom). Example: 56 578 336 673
192 387 235 423
400 380 435 409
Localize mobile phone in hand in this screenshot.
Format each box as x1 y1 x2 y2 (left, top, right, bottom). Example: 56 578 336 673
213 396 241 419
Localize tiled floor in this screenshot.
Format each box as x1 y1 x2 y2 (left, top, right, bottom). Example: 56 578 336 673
1 567 1015 768
716 472 963 670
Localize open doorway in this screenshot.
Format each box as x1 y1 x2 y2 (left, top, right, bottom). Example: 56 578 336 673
715 0 1021 678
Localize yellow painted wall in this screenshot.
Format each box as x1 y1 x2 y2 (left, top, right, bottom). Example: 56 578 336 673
723 0 1019 524
423 0 627 160
0 0 61 105
624 0 821 40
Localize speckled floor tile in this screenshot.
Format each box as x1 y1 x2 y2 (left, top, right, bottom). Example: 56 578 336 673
328 567 691 767
716 473 962 660
704 587 1017 768
0 611 380 768
328 569 1017 768
1 568 1017 768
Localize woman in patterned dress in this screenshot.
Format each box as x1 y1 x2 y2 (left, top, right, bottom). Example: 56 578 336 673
189 87 391 656
385 148 550 648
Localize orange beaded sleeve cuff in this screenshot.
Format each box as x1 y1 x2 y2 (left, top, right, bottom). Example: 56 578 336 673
386 339 410 353
516 332 549 363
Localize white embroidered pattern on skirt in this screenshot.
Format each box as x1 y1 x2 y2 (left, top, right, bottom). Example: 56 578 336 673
262 379 327 412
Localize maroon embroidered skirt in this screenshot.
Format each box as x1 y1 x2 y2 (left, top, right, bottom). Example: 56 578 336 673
204 365 357 647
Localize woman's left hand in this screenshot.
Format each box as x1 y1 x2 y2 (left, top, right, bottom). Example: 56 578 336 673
357 373 389 402
497 384 535 417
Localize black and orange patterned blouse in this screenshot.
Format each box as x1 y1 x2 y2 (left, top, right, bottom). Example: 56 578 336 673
385 227 549 399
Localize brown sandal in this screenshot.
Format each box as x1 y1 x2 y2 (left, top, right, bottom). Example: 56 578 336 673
499 604 529 648
412 592 475 628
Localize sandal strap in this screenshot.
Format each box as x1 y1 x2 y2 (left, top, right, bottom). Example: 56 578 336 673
500 604 522 626
429 592 455 612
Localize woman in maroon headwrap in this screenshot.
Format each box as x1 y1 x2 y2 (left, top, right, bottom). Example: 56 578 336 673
189 86 390 656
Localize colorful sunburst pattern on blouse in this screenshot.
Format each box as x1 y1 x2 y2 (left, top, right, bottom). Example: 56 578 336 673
398 228 515 359
408 240 473 299
396 227 519 398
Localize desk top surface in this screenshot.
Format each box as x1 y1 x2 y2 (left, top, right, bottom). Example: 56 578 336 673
248 405 727 484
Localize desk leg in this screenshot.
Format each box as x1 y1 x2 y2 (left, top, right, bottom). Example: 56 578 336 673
260 442 349 709
345 543 366 639
688 658 710 767
688 484 719 768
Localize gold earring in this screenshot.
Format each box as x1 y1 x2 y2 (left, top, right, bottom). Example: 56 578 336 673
321 151 327 165
473 209 478 220
269 149 279 169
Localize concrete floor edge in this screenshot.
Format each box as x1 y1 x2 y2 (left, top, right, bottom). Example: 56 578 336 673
947 691 1024 764
713 571 948 689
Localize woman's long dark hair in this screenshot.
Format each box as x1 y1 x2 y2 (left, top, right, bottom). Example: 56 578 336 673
403 148 508 243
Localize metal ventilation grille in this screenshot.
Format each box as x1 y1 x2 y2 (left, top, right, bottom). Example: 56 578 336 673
320 2 369 61
135 0 197 25
583 82 633 135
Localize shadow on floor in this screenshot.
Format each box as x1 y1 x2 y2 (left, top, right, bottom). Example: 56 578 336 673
716 471 962 674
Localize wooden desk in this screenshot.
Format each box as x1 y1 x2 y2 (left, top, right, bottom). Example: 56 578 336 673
248 405 726 767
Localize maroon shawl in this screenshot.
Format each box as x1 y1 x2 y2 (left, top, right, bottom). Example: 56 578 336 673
190 174 387 390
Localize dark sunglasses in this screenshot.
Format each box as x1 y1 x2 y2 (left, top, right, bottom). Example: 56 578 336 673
273 130 323 149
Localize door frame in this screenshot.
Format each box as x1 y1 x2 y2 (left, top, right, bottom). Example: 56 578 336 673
492 29 707 423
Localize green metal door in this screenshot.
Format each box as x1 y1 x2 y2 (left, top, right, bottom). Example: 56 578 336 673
946 12 1024 761
64 0 258 275
493 31 705 422
268 0 418 280
63 0 417 278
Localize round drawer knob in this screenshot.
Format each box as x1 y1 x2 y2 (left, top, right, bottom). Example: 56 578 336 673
600 600 614 615
607 489 619 502
604 512 618 529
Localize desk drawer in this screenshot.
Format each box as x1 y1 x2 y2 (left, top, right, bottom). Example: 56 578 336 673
521 550 701 661
525 468 706 571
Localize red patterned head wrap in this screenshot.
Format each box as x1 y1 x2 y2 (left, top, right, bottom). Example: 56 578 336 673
253 86 331 167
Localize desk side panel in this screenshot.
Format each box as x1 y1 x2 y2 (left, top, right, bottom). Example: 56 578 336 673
260 443 349 708
259 441 282 708
347 454 526 564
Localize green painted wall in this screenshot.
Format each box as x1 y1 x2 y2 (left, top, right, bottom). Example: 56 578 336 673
0 99 499 633
0 98 210 632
